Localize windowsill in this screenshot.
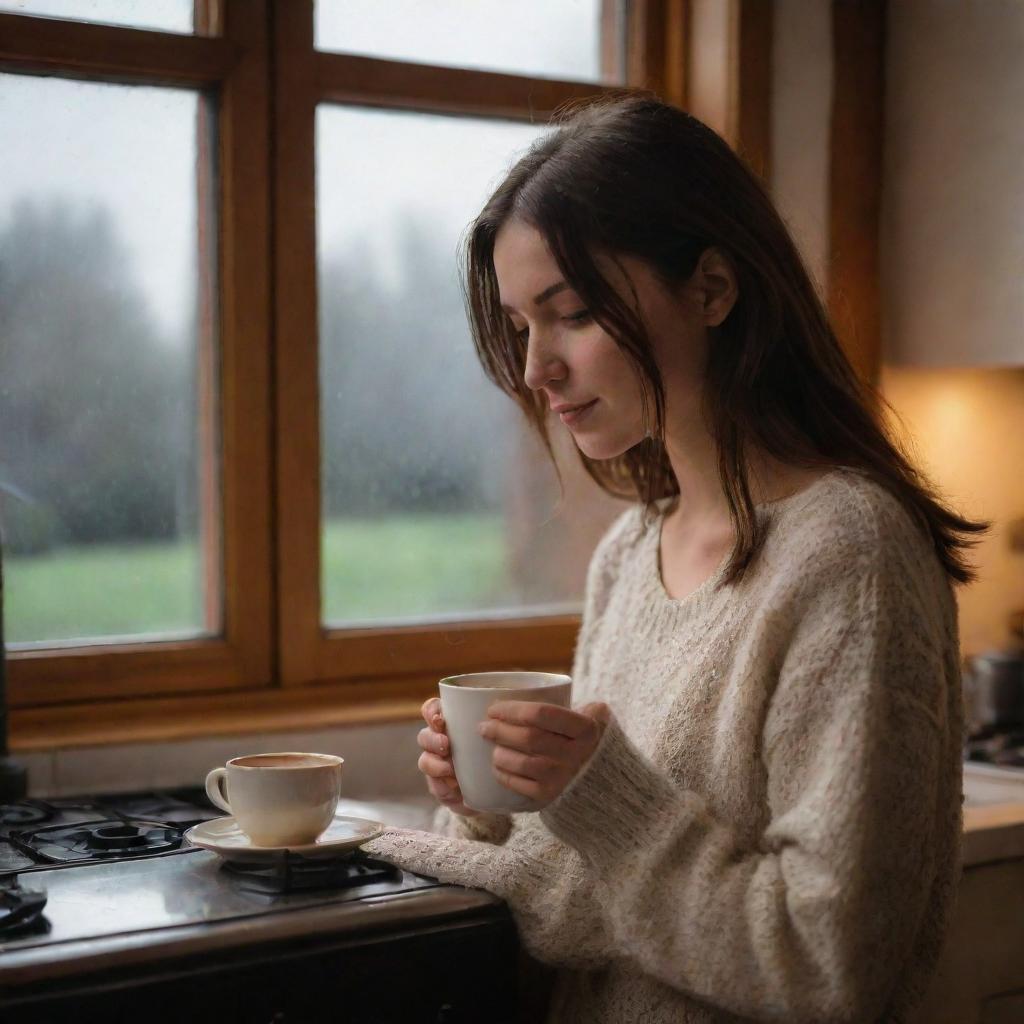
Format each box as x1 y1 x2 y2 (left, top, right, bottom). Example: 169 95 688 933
8 676 438 752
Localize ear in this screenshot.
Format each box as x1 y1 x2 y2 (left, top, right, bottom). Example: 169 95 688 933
696 247 738 327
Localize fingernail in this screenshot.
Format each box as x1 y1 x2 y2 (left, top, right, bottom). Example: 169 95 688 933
438 738 448 754
432 714 443 728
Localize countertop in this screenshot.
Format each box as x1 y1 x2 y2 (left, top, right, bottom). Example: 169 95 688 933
962 802 1024 866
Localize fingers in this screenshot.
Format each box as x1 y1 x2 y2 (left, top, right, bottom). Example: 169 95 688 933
421 757 464 805
417 749 455 780
491 745 560 783
420 696 443 728
580 701 612 725
487 700 593 739
425 774 463 802
419 699 476 811
417 725 449 757
479 718 573 758
427 776 462 804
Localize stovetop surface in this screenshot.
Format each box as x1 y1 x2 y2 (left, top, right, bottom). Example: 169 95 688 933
0 842 442 954
0 786 225 873
0 786 460 957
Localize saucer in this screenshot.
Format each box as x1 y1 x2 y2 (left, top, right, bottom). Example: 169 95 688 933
183 814 386 862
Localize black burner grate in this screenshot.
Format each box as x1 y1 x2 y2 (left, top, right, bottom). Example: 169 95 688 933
0 880 49 937
10 819 185 864
0 799 58 829
94 788 220 826
220 849 400 894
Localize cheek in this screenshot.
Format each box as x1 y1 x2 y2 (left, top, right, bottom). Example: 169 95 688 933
571 334 647 438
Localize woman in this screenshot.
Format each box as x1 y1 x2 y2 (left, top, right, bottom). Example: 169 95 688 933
364 93 987 1023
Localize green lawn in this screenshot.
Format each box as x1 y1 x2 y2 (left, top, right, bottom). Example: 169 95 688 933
5 513 508 644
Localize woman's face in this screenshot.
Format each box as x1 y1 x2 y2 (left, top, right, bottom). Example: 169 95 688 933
492 218 711 461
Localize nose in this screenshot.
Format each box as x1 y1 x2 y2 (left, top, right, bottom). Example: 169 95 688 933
522 329 567 393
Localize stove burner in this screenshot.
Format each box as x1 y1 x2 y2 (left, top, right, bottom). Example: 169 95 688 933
94 788 220 826
88 823 151 851
0 880 49 937
221 849 400 894
10 819 184 865
0 799 58 828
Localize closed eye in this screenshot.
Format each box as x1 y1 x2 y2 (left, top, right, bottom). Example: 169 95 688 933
514 309 591 343
565 309 592 326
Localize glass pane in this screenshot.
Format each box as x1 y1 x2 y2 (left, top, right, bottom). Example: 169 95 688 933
316 105 627 627
0 0 195 34
0 73 220 647
315 0 627 85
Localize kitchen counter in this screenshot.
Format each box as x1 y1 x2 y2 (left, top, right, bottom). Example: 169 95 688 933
962 761 1024 866
962 802 1024 866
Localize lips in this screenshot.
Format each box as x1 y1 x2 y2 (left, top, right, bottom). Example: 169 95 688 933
557 399 598 426
550 400 596 413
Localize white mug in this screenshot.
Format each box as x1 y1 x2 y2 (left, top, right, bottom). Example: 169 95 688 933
439 671 573 814
204 752 344 847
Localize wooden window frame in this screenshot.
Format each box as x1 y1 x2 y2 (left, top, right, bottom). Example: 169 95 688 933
2 4 275 708
273 1 640 694
5 0 781 750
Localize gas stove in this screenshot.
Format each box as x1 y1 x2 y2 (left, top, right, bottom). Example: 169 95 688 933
0 786 519 1024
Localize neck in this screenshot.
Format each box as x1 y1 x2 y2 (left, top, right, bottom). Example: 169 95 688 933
662 430 809 533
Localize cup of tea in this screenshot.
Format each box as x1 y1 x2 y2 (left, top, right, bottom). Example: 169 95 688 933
439 671 572 814
204 752 344 847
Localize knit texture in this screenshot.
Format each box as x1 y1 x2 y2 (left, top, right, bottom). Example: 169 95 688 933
363 467 965 1023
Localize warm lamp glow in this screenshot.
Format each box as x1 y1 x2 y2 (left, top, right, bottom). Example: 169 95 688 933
879 365 1024 655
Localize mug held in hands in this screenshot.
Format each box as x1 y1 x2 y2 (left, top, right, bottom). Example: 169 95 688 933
439 671 572 813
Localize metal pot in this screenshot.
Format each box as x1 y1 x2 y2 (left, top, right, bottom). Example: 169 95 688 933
963 649 1024 734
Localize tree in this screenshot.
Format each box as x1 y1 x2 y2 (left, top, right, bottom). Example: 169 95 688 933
0 197 190 552
318 209 514 518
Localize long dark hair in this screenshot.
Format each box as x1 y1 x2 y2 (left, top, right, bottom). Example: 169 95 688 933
459 92 988 586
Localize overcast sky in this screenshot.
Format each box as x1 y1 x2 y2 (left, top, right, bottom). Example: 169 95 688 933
0 1 607 341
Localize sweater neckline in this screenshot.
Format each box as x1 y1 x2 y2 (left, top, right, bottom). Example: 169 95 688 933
648 467 846 610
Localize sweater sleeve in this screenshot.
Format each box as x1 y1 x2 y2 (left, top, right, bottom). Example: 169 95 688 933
536 539 958 1023
430 803 513 843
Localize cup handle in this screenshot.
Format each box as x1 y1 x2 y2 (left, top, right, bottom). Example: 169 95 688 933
205 767 232 814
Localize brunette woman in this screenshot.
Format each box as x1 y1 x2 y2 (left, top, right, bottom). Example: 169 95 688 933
365 93 986 1024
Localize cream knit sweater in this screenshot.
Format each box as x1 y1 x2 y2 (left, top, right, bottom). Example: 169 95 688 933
364 467 965 1023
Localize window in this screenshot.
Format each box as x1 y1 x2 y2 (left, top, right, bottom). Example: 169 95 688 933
314 0 626 84
1 74 218 647
1 0 684 741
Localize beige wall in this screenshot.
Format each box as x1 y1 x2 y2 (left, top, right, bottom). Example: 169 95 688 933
878 1 1024 655
881 0 1024 367
879 366 1024 657
770 0 832 300
768 1 1024 657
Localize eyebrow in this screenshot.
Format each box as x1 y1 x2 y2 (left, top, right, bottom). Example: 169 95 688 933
499 280 571 315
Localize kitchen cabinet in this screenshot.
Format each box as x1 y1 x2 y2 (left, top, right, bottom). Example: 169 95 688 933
909 802 1024 1023
1 914 520 1024
882 0 1024 367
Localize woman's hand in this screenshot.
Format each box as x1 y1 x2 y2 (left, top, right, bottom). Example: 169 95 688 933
416 697 480 818
477 700 612 809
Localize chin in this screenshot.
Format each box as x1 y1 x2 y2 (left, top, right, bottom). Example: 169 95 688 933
574 430 643 461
